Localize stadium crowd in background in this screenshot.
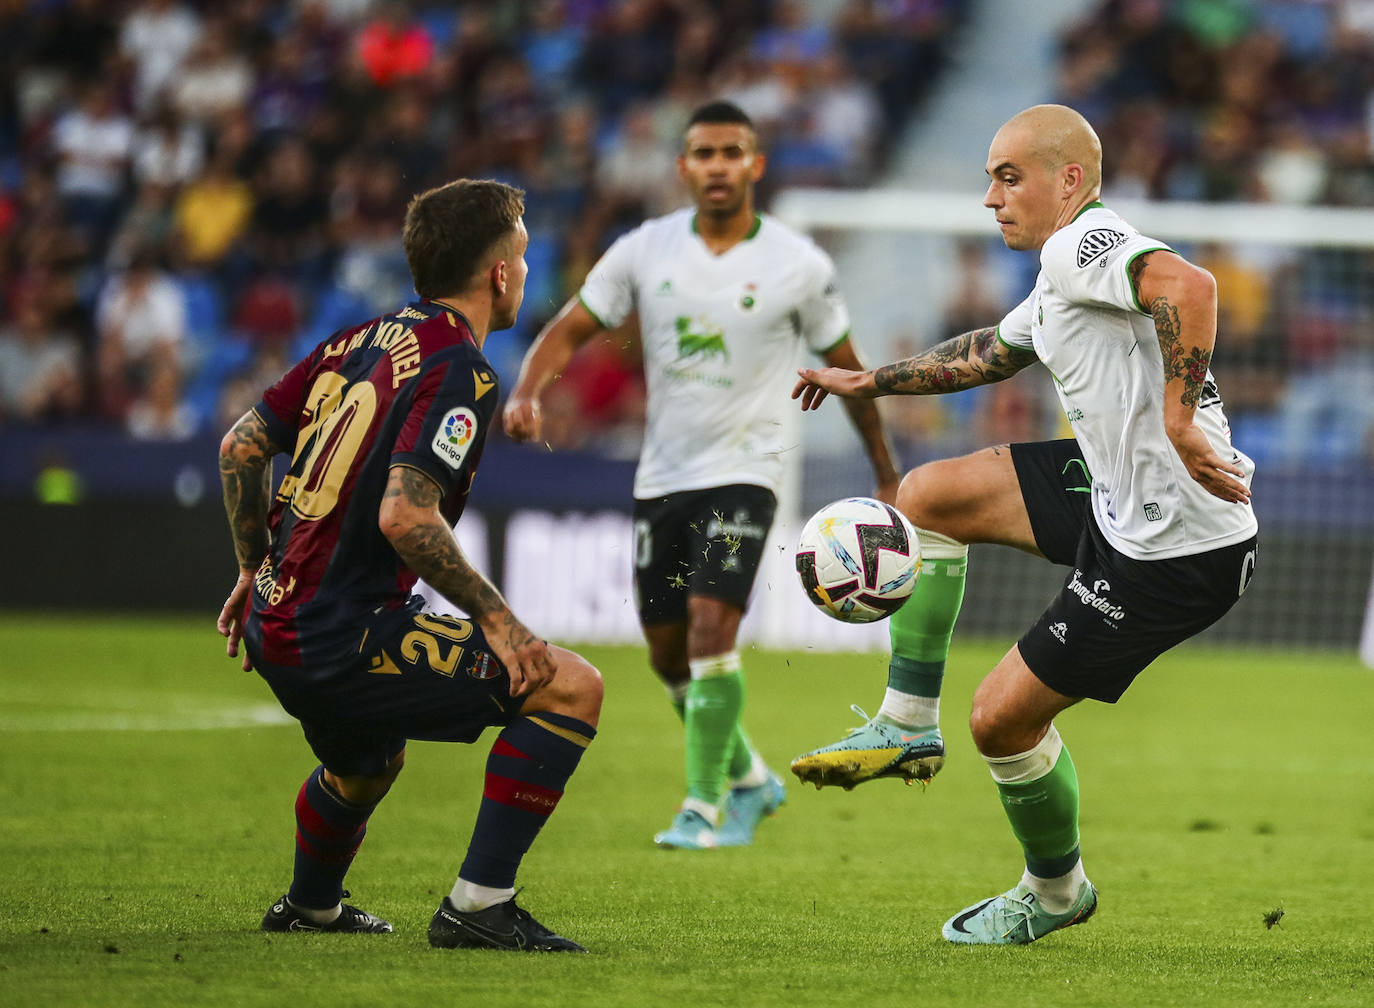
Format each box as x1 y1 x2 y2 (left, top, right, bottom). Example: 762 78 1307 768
0 0 966 443
3 0 1374 466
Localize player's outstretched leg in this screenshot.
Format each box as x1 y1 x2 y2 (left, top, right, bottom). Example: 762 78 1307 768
944 724 1095 945
791 530 966 790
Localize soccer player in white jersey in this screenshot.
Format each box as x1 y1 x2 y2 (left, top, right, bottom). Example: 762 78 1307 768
790 104 1258 944
503 101 901 850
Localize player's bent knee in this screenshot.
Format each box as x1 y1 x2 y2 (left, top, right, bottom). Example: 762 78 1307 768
898 459 971 535
524 647 603 725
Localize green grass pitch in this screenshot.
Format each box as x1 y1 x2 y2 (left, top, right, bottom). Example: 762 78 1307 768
2 611 1372 1007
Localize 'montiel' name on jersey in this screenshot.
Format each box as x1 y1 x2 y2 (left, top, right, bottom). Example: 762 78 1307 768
249 301 498 669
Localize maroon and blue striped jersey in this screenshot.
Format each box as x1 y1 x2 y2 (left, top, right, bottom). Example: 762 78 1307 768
248 300 499 669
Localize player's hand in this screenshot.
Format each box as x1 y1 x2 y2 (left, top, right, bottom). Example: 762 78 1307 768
217 571 255 672
1168 424 1252 504
792 367 876 410
502 394 543 443
481 610 556 697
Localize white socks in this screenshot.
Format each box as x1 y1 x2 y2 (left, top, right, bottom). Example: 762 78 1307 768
450 878 516 913
877 686 938 728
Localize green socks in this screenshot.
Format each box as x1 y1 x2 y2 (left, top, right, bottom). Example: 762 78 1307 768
877 537 967 728
986 725 1082 879
682 652 745 816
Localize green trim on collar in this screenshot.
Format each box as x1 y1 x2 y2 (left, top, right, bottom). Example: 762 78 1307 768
1071 201 1106 223
690 213 763 239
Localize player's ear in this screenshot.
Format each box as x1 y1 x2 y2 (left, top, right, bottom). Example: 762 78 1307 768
490 258 507 298
750 150 767 182
1062 162 1084 197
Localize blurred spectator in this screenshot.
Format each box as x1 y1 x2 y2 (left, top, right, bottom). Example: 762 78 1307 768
520 0 587 103
106 180 178 271
126 355 197 440
49 80 133 252
171 15 255 126
118 0 201 113
247 137 331 288
591 99 679 225
172 142 254 274
354 2 435 89
0 0 971 440
577 0 674 120
0 294 83 425
94 243 187 420
331 156 412 312
133 102 205 190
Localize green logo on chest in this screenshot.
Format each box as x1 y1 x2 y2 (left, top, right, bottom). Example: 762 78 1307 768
675 316 729 361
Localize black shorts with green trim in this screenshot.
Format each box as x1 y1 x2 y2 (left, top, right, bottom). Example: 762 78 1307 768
1010 440 1259 703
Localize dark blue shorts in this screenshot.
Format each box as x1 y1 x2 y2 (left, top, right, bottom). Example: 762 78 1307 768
1011 440 1258 703
249 598 521 776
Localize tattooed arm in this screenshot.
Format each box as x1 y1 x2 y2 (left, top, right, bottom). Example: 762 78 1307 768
793 326 1038 410
1131 250 1250 504
217 409 283 668
378 465 555 697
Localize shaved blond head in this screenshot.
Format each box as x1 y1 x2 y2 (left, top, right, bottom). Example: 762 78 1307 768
984 104 1103 250
997 104 1103 195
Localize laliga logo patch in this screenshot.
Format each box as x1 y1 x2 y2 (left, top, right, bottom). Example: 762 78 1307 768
433 406 478 470
1076 228 1126 268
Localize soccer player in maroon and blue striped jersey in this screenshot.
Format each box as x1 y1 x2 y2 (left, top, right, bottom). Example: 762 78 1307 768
216 178 602 952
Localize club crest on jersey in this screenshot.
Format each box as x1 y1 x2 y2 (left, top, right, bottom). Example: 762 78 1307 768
738 283 757 311
469 652 500 680
433 406 478 470
1077 228 1127 268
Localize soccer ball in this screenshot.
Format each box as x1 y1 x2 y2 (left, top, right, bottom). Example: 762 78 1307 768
795 497 921 623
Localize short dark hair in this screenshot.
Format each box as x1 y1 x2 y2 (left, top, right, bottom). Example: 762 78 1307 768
402 179 526 300
686 100 755 132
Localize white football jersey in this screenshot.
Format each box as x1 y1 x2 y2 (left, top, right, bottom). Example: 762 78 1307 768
998 204 1257 560
579 208 850 498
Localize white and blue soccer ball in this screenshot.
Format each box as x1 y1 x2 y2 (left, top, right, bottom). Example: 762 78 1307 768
795 496 921 624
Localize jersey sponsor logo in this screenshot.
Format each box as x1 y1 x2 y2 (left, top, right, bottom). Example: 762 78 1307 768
1076 228 1127 268
1144 501 1162 522
1067 568 1127 621
674 316 728 361
433 406 478 470
1049 621 1068 643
